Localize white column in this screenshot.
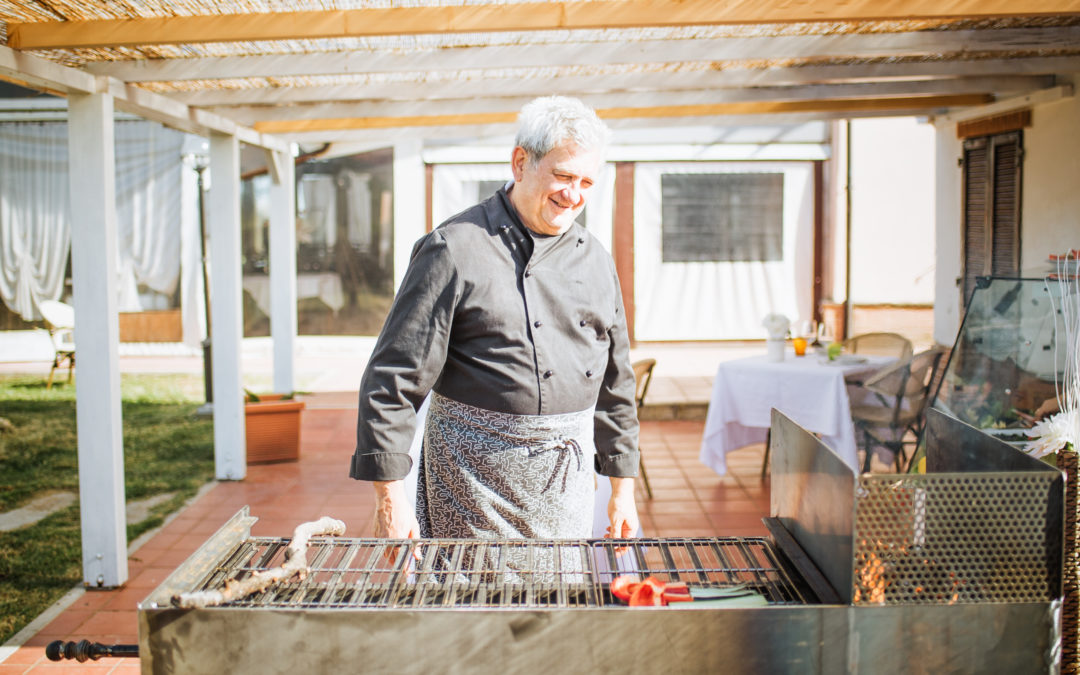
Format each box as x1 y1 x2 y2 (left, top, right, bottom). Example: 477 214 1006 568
392 139 426 291
208 133 246 480
267 148 297 394
67 92 127 588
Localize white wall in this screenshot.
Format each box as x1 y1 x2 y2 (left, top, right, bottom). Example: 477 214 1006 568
932 124 964 345
849 117 936 305
1021 73 1080 273
933 75 1080 345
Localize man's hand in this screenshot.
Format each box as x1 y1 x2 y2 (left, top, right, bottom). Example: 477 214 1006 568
605 476 640 551
373 480 421 564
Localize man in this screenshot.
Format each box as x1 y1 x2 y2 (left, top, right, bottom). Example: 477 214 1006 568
350 96 639 552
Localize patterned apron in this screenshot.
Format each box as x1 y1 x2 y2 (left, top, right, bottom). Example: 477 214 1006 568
416 392 595 581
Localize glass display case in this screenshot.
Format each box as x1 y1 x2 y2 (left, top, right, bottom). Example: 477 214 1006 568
932 276 1072 448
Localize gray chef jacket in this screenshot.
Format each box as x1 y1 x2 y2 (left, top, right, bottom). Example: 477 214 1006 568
350 186 639 482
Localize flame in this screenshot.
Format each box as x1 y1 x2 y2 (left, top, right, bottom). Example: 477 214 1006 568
856 549 888 604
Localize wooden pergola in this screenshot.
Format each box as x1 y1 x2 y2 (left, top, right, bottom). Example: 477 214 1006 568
0 0 1077 588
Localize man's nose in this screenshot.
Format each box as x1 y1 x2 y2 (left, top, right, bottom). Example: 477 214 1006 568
564 182 584 205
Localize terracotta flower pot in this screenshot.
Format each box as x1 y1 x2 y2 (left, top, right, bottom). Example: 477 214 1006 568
245 396 305 464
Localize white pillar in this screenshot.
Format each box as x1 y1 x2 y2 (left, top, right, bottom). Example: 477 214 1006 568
392 139 426 291
208 133 246 480
267 148 297 394
67 92 127 588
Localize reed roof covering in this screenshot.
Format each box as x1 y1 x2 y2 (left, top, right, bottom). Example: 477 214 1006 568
1 1 1079 144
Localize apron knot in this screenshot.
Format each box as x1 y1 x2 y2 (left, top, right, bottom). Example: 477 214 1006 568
531 438 584 494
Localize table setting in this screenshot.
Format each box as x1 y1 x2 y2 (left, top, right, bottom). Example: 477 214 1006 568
700 314 893 476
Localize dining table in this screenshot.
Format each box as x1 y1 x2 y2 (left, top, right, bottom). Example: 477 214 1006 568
699 348 894 475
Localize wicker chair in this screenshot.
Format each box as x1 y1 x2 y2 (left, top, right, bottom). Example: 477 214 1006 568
632 358 657 499
842 332 914 360
851 347 946 473
38 300 75 389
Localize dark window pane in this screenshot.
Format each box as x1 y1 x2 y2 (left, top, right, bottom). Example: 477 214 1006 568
661 173 783 263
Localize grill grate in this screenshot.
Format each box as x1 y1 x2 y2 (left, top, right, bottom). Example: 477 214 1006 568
190 537 813 609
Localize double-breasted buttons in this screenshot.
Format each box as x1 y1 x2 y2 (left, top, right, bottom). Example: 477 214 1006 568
586 370 594 378
543 370 552 379
533 320 542 328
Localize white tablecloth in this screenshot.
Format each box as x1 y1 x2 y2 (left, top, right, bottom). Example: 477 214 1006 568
242 273 346 316
700 351 892 474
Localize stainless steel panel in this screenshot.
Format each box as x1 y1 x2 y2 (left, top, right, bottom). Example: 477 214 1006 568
138 603 1056 674
769 409 856 604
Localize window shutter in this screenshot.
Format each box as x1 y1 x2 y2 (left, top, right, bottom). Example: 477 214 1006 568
961 131 1021 306
990 133 1021 276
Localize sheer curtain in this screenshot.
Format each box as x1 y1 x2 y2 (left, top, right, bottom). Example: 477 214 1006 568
0 119 186 320
114 121 185 311
0 122 70 320
633 161 814 341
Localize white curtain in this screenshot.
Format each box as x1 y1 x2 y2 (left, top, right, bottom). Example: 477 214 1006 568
633 161 814 341
0 123 71 321
114 121 185 311
0 119 186 320
344 170 372 251
297 174 336 249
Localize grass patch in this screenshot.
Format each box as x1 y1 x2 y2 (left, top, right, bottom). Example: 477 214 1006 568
0 373 214 644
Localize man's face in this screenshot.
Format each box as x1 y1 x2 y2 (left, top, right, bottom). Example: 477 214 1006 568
509 141 602 236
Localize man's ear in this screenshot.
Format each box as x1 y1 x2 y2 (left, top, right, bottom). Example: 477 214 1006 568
510 146 527 181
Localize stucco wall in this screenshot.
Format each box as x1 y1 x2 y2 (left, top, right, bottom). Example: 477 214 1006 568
1020 74 1080 273
933 77 1080 345
849 117 937 305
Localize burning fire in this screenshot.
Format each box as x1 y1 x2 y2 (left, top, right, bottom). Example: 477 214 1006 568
854 550 888 604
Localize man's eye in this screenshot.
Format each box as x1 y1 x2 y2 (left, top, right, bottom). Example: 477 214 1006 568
581 181 594 189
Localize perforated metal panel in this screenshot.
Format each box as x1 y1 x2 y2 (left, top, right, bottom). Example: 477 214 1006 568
852 473 1062 605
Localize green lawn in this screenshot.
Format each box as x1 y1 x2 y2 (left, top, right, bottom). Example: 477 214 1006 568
0 374 214 644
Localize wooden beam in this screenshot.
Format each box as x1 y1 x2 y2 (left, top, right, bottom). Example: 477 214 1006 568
9 1 1080 50
87 27 1080 82
273 108 914 144
167 63 1069 108
938 83 1074 122
253 94 992 133
0 44 287 151
218 78 1047 125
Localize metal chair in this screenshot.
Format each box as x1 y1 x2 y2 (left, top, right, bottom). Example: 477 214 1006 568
851 347 946 473
38 300 75 389
632 358 656 499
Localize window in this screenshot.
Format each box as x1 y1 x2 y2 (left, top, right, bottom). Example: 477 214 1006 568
660 173 784 263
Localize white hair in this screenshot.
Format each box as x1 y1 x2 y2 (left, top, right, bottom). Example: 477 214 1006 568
514 96 611 166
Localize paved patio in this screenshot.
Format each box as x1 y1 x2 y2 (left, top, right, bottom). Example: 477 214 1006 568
0 341 772 672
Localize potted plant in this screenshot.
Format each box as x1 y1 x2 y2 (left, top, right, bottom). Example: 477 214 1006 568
244 389 305 464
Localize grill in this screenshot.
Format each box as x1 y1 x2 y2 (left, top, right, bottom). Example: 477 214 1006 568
127 409 1064 674
178 536 811 610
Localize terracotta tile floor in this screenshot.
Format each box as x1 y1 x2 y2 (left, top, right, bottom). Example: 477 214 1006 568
1 398 769 672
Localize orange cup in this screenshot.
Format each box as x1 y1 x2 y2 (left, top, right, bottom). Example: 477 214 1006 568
792 337 808 356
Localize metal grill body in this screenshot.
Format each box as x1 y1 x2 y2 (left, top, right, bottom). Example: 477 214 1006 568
138 411 1062 674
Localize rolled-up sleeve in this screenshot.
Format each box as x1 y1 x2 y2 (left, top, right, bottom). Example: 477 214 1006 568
350 231 460 481
593 267 640 478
